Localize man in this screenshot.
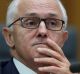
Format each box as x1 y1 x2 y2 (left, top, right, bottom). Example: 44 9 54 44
0 0 79 74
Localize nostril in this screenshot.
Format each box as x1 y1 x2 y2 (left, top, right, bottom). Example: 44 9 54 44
37 34 47 42
37 33 47 38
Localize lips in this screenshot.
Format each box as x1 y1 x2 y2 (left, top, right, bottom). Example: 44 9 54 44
32 42 46 46
32 39 48 48
32 42 49 49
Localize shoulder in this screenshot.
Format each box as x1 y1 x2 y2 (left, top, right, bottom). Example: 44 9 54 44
0 59 19 74
0 60 9 74
0 60 9 68
0 59 14 74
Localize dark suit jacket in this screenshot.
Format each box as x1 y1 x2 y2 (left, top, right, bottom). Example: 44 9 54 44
0 58 19 74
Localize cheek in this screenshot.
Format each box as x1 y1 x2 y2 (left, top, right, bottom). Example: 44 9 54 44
13 28 34 47
49 32 64 47
13 29 39 59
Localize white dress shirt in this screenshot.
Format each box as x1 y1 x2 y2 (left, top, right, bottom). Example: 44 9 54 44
13 58 37 74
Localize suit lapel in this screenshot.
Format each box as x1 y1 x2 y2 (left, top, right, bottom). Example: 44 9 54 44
2 58 19 74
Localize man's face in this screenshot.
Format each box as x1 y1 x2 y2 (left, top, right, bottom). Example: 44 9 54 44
7 0 68 68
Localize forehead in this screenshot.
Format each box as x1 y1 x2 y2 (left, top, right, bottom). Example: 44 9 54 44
17 0 62 18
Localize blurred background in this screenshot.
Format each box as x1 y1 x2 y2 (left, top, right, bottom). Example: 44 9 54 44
0 0 80 62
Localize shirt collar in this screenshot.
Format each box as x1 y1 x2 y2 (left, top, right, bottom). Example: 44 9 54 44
13 58 37 74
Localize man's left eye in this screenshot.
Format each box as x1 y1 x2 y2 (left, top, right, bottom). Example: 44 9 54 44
49 21 57 26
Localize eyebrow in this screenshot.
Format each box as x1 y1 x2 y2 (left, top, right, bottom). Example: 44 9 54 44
25 13 38 17
49 13 57 17
24 13 58 17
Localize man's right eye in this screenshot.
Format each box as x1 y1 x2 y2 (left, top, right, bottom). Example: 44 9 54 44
23 19 37 28
27 20 36 25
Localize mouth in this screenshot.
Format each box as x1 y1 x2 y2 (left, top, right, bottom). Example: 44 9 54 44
32 42 46 46
32 42 48 48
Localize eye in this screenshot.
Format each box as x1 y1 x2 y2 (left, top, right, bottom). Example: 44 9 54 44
25 19 36 25
22 19 38 28
48 20 57 27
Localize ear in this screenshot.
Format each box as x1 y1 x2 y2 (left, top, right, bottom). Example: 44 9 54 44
60 31 68 47
2 27 15 48
63 31 68 42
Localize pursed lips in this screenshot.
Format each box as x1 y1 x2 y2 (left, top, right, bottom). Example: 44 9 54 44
32 42 47 46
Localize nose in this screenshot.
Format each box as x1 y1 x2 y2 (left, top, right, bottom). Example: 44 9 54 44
37 21 48 38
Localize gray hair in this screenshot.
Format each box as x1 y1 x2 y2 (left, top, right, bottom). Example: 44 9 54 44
6 0 68 30
6 0 20 30
58 0 68 29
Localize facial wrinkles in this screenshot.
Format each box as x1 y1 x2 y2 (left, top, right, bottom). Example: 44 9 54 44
13 26 35 41
18 0 63 18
